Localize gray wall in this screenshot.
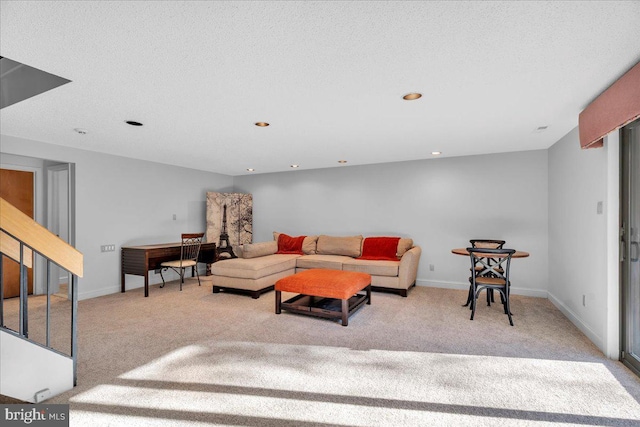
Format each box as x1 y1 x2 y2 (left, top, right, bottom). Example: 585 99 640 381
234 150 549 296
1 129 620 357
548 127 612 352
1 134 234 299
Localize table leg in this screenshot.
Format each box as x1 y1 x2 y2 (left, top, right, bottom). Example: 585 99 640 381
341 298 348 327
366 285 371 305
144 275 149 298
275 290 281 314
121 272 125 293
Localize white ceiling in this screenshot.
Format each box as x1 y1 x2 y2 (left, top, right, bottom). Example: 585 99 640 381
1 1 639 176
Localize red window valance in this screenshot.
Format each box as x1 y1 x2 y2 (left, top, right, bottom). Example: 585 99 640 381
578 61 640 149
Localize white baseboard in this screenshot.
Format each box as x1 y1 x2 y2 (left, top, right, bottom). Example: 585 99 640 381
416 279 548 298
79 267 208 300
79 285 122 300
547 291 603 351
416 279 466 290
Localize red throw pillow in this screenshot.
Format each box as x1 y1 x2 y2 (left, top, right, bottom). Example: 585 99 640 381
358 237 401 261
276 233 306 254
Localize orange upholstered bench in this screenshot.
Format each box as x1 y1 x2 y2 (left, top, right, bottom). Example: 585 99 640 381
275 269 371 326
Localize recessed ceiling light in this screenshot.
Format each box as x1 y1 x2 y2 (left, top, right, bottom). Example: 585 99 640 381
338 160 347 164
403 93 422 100
431 151 441 155
125 120 143 126
73 128 88 135
290 164 299 168
246 168 255 172
255 122 270 127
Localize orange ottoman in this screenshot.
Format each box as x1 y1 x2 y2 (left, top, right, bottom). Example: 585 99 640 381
275 269 371 326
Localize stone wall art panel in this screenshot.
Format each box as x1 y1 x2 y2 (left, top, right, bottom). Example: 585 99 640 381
206 192 253 259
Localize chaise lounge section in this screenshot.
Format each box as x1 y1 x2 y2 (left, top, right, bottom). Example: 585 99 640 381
211 233 421 298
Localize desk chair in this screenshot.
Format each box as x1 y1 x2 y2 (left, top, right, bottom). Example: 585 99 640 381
160 233 204 291
467 247 515 326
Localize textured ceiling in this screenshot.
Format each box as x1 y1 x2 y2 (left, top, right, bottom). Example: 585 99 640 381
1 1 639 176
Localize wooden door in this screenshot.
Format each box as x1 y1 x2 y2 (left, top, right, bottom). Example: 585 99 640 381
0 168 34 298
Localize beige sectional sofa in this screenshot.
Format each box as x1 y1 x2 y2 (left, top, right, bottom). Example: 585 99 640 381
211 234 421 298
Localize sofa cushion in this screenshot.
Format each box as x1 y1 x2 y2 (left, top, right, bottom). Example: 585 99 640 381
397 238 413 258
316 235 363 257
342 259 400 277
213 269 295 292
276 233 306 254
296 254 353 270
242 241 278 259
274 232 318 255
234 245 245 258
359 237 401 261
302 235 318 254
211 254 299 280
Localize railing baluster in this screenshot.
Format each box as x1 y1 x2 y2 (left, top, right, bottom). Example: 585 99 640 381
19 242 28 337
71 273 78 386
46 259 51 347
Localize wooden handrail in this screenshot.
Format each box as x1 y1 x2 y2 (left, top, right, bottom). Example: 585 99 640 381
0 197 83 277
0 231 33 268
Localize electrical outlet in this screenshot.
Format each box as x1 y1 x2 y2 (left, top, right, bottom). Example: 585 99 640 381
597 201 603 215
34 388 51 403
172 214 177 220
582 294 586 307
429 264 434 271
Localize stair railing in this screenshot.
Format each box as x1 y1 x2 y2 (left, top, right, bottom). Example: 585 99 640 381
0 197 83 385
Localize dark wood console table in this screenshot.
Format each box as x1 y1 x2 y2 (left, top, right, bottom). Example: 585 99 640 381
121 242 217 297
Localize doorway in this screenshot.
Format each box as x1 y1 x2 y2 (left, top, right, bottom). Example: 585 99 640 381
0 168 34 298
621 118 640 376
46 163 72 298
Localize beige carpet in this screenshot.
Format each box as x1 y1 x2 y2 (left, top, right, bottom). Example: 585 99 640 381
3 277 640 426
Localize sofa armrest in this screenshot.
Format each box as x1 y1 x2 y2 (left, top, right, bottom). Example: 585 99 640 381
398 246 421 289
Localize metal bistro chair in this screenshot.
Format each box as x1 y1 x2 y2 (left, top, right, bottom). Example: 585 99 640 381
467 247 515 326
160 233 204 291
464 239 506 307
